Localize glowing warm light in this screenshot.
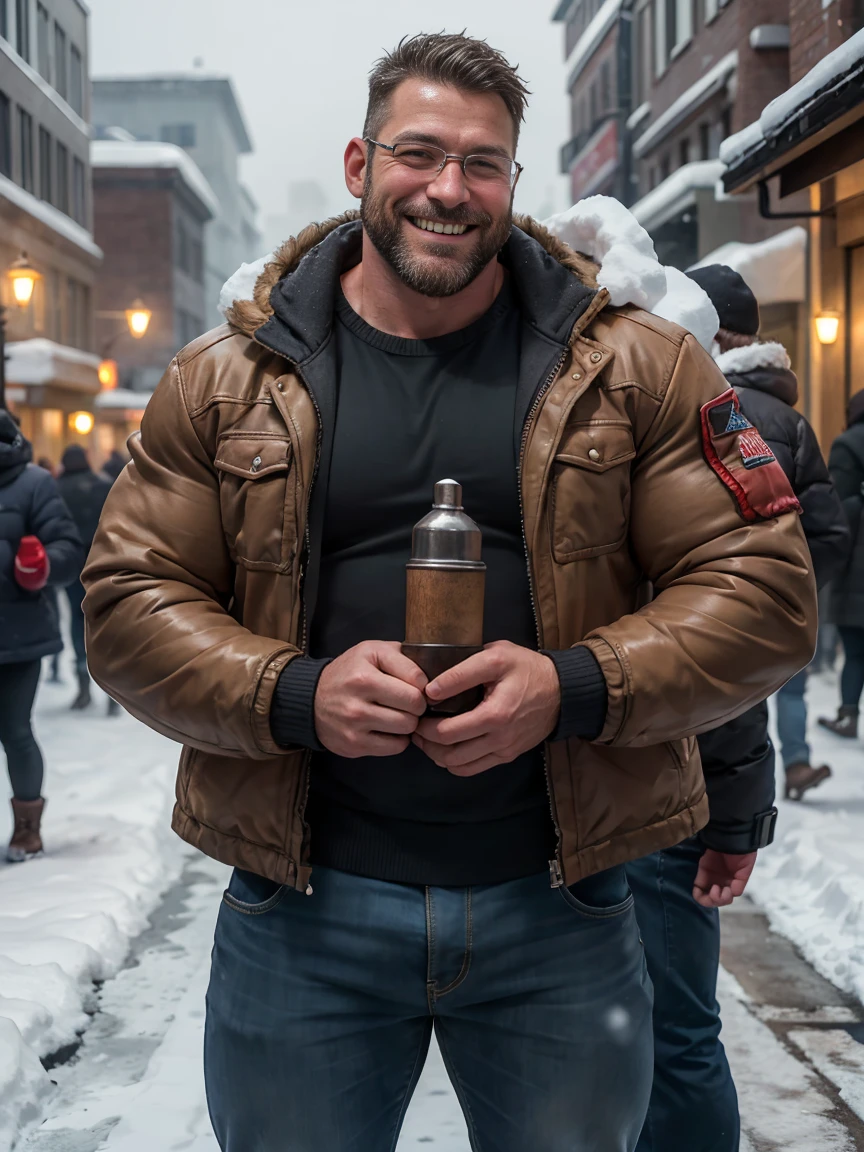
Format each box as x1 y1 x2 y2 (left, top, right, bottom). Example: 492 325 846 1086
815 313 840 345
69 411 95 435
8 254 41 307
98 359 118 390
125 299 152 338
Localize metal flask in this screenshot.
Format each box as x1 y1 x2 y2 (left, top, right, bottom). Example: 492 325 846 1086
402 479 486 715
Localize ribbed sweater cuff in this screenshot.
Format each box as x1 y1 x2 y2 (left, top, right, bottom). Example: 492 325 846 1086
542 646 608 742
270 656 331 751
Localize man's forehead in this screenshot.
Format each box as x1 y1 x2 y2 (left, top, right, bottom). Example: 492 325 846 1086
382 79 515 148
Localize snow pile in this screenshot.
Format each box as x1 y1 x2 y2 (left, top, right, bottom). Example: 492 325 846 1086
753 672 864 1005
543 195 719 350
0 664 184 1151
721 27 864 166
91 140 220 220
218 250 276 318
0 173 102 260
690 226 807 306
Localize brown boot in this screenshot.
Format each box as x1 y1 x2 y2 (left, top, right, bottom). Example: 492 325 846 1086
785 763 832 801
7 798 45 863
818 706 858 739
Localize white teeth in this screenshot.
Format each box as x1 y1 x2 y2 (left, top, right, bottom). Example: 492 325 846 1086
411 217 468 235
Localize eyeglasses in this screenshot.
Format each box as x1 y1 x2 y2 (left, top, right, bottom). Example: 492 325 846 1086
364 138 523 189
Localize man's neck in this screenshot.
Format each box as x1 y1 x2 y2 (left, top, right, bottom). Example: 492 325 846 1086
340 230 505 340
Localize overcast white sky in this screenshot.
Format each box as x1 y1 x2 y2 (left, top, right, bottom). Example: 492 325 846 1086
86 0 571 239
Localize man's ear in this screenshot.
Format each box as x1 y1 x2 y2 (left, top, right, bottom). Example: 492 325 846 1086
344 137 367 200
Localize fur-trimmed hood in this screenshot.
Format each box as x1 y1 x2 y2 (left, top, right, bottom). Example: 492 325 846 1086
714 340 798 407
224 209 599 341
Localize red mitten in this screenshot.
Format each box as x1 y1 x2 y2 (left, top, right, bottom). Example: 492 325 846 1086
14 536 51 592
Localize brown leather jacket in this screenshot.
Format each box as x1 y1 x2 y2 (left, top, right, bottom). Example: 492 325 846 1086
82 214 816 892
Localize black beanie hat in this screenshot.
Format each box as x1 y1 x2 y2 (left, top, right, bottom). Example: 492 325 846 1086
61 443 90 472
686 264 760 336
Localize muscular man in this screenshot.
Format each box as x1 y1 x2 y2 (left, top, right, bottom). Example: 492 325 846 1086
83 33 815 1152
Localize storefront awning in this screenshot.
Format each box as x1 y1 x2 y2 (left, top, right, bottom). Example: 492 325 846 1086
6 339 101 396
722 28 864 195
689 226 807 305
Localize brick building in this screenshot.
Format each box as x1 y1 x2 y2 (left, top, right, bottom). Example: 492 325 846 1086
1 0 102 464
723 11 864 449
90 138 216 456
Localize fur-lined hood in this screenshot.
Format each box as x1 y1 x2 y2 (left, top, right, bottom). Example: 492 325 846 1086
224 209 599 339
714 341 798 407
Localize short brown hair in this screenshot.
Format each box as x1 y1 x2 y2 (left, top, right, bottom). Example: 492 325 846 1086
364 32 530 148
715 327 758 355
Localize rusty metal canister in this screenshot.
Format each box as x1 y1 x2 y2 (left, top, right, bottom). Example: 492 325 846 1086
402 479 486 715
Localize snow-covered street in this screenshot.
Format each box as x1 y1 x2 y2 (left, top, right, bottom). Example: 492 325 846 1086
2 657 864 1150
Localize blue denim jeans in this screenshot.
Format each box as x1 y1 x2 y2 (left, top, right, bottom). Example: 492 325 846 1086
205 863 653 1151
776 668 810 769
627 838 739 1152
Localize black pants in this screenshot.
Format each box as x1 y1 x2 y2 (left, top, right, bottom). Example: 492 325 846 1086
0 660 44 801
65 579 87 674
838 625 864 709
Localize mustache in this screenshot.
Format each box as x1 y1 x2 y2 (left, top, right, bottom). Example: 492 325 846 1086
394 197 492 229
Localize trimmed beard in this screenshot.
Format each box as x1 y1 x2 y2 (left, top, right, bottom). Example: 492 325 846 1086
360 171 512 298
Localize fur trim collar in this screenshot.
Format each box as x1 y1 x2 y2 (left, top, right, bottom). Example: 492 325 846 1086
224 210 599 337
713 341 791 375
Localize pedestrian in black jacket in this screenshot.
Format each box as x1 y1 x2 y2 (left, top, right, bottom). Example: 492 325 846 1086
0 410 84 861
56 445 114 713
690 263 849 800
819 389 864 739
629 265 847 1152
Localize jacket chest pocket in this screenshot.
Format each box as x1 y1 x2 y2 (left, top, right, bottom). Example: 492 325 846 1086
214 433 296 570
550 424 636 562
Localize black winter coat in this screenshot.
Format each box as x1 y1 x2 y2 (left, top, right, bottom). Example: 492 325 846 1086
695 341 848 850
56 467 112 551
718 341 850 589
0 414 85 664
827 418 864 628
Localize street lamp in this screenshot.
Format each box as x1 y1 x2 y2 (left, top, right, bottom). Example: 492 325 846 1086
0 253 42 411
125 300 152 339
815 312 840 345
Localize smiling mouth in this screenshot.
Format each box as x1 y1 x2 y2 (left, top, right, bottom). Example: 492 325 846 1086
409 216 475 236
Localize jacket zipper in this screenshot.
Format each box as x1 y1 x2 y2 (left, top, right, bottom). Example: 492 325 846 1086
517 344 571 890
292 362 322 896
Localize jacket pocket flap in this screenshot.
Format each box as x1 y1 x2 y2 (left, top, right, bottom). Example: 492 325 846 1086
555 425 636 473
215 435 293 479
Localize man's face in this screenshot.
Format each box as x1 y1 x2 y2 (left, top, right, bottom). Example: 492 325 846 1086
360 79 518 298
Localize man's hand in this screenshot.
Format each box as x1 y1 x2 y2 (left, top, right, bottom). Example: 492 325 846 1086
692 849 757 908
412 641 561 776
314 641 428 758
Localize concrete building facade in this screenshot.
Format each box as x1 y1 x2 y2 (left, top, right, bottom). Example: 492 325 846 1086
90 139 216 456
90 74 260 331
1 0 101 465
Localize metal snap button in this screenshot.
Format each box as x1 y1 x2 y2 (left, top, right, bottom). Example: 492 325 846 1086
590 351 603 364
572 372 581 380
588 448 601 462
276 380 284 391
250 455 262 473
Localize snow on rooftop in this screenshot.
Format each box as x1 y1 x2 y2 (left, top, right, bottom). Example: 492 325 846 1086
633 52 738 159
690 226 807 305
0 174 102 261
91 140 220 219
720 27 864 168
564 0 623 89
630 160 726 230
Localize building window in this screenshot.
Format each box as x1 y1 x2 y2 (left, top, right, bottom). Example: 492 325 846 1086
659 153 671 182
0 0 7 41
654 0 668 76
15 0 29 61
720 105 732 144
72 154 85 223
674 0 693 50
36 2 48 77
54 21 66 99
38 124 51 201
66 277 89 350
600 59 612 114
56 140 68 213
699 121 711 160
18 107 33 192
160 123 196 148
191 237 203 283
704 0 719 21
69 44 83 115
0 91 10 177
655 0 694 73
679 137 690 167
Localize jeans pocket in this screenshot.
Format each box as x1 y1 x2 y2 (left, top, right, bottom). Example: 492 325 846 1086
222 867 286 916
556 865 635 919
